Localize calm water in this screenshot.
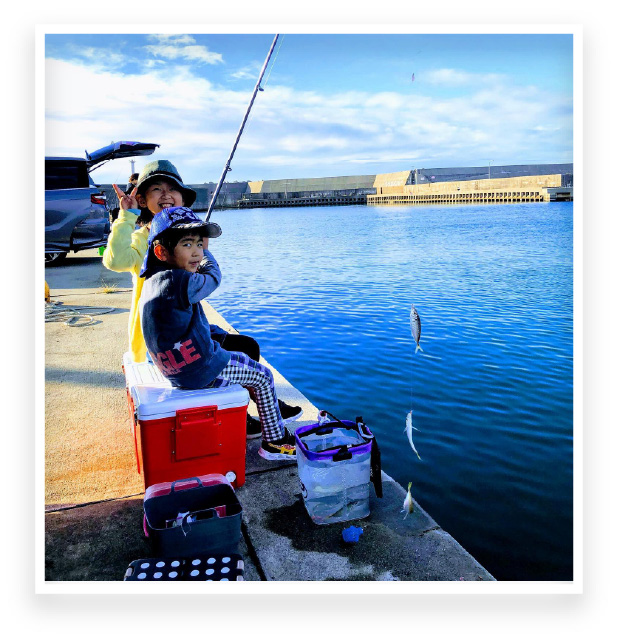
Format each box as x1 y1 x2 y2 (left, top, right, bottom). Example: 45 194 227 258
207 202 573 581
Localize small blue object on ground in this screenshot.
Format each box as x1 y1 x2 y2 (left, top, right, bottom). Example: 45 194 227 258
341 525 363 544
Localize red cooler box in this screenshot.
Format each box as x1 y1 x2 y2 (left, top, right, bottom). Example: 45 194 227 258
123 352 250 489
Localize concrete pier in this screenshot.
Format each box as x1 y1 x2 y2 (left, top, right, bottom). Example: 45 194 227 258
239 194 367 208
44 249 495 582
368 174 573 206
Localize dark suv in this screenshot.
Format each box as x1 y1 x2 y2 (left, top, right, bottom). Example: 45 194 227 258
45 141 159 265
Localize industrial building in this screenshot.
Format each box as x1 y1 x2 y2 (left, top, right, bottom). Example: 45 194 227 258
101 163 572 212
238 163 573 208
239 171 410 208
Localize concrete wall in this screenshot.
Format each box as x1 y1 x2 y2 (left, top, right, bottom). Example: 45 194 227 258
373 170 413 188
400 174 563 196
250 174 377 194
245 171 412 202
248 180 264 194
369 174 567 205
413 163 573 184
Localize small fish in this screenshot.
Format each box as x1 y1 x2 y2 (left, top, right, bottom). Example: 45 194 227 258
401 482 414 519
410 304 423 353
405 411 422 460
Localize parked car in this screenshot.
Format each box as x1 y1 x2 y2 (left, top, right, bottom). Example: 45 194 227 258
45 140 159 265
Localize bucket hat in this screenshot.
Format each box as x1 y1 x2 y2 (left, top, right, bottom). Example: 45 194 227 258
139 207 222 278
135 160 197 207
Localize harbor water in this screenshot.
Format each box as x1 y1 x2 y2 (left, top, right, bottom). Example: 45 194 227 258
206 201 573 581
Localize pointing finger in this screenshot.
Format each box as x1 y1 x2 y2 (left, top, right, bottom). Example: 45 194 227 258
131 186 138 197
112 184 125 198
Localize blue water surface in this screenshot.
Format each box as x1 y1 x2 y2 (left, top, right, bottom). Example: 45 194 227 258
206 202 573 581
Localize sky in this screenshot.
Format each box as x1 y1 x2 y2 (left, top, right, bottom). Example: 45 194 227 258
44 32 574 185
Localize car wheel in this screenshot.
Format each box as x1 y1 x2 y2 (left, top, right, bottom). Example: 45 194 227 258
45 252 67 266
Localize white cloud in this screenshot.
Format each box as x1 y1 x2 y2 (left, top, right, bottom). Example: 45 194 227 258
425 68 505 86
279 134 350 153
150 35 195 45
230 62 262 80
144 35 223 65
45 58 573 183
65 45 127 69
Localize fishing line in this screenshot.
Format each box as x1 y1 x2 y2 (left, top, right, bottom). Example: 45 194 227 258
242 35 284 137
261 34 284 89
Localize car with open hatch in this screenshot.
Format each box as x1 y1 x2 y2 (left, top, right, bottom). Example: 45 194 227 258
45 140 159 265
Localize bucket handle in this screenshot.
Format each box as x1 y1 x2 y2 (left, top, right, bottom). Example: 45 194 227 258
355 416 373 439
180 508 218 536
297 411 357 439
332 446 353 462
170 477 203 494
320 410 349 428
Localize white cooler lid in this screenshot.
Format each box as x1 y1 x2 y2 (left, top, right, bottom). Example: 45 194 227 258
123 352 249 420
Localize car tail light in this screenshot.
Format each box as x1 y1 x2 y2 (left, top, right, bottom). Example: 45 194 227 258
91 193 107 205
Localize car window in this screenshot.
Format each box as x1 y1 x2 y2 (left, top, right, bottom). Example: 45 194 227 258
45 160 90 190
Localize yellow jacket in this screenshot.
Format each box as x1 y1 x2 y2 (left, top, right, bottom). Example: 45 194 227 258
102 209 149 362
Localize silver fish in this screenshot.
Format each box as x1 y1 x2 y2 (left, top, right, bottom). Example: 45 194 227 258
405 411 422 460
410 304 423 353
401 481 414 519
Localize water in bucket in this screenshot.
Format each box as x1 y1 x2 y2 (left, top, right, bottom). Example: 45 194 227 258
296 423 373 525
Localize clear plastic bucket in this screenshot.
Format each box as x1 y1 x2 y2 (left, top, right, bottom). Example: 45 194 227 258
295 420 373 525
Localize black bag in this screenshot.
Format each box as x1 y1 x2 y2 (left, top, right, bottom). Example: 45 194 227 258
355 415 383 498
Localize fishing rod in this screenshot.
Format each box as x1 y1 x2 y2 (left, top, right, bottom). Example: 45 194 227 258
205 33 280 222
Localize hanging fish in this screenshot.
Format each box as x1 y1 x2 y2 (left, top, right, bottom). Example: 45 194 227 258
401 482 414 519
405 411 422 460
410 304 423 353
406 410 421 432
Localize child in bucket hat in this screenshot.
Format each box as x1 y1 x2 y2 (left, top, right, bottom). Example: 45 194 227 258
139 207 297 461
135 159 198 214
139 206 222 279
102 160 302 438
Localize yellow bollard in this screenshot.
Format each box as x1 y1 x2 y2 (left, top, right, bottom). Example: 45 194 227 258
45 281 50 302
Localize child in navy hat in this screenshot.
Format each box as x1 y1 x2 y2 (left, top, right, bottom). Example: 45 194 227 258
104 159 302 438
139 206 297 461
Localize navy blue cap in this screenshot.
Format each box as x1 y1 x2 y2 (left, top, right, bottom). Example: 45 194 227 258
139 206 222 278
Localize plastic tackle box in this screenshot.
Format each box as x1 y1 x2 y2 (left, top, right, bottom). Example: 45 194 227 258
143 474 243 557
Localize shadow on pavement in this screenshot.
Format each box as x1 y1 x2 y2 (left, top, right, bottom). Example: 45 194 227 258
45 367 126 388
45 497 147 581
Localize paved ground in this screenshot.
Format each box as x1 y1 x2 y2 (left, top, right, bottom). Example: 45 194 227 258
44 248 495 582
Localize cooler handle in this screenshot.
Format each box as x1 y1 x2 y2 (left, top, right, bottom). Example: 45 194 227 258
170 477 203 493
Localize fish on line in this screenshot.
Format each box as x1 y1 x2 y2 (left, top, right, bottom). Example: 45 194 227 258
402 482 414 519
410 304 423 353
405 411 422 460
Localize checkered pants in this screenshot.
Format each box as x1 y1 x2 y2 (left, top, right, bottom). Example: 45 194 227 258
208 352 285 441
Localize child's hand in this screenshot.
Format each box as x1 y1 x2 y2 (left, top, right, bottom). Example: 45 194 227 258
196 254 213 274
113 184 139 210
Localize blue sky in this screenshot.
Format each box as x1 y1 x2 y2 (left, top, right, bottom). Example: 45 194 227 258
45 32 573 184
